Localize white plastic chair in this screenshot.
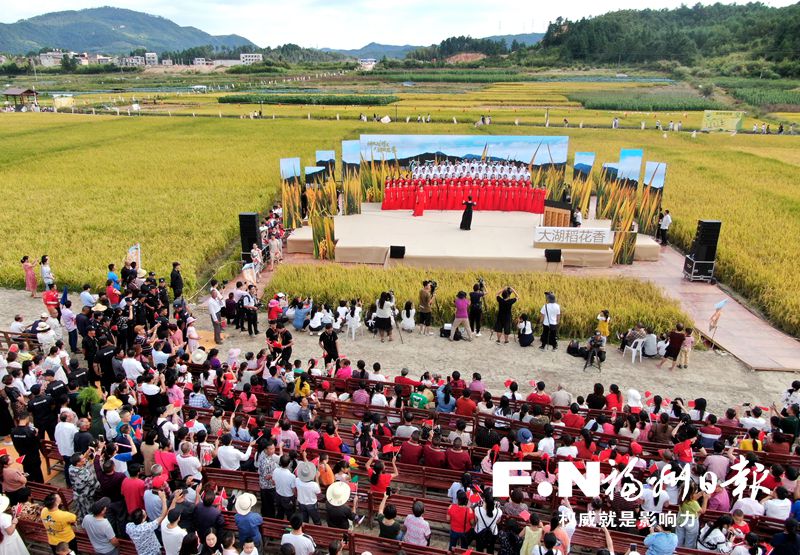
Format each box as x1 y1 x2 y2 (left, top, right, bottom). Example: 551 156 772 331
623 337 645 364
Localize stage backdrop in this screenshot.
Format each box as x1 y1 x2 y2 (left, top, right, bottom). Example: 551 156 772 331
573 152 595 181
341 140 361 180
617 148 644 186
359 134 569 200
315 150 336 179
341 140 362 215
280 157 303 230
638 161 667 236
305 166 326 185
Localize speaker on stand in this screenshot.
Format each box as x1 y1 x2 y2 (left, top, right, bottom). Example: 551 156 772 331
239 212 262 263
683 220 721 282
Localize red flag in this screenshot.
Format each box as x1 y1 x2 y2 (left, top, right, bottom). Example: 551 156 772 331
462 550 474 555
221 488 228 500
648 463 659 475
256 430 264 439
422 419 434 428
271 426 281 437
504 379 513 388
518 510 531 521
0 449 8 457
687 400 696 408
382 444 401 454
273 411 283 422
528 380 538 387
184 382 193 392
348 482 358 493
644 390 652 398
185 420 196 428
216 428 223 437
247 417 256 427
213 495 223 506
637 519 648 530
15 456 24 465
204 451 213 463
490 444 500 453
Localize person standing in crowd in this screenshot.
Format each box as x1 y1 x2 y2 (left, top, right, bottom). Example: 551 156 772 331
0 494 28 555
540 292 561 351
21 256 37 297
40 255 55 289
207 291 223 345
40 493 77 554
242 284 260 337
493 287 518 344
170 262 183 301
469 282 485 337
319 323 339 365
418 281 434 336
374 291 396 343
450 291 472 341
11 412 43 483
659 209 673 246
83 498 119 555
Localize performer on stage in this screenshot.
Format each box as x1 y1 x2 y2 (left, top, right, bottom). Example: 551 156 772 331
413 185 426 217
460 195 476 230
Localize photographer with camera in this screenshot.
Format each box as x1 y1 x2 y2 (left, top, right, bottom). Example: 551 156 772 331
418 281 435 336
586 330 607 366
539 292 561 351
469 279 486 336
375 291 396 343
493 286 518 344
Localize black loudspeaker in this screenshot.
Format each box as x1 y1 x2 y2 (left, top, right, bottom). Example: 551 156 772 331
239 212 261 263
545 249 562 263
389 245 406 259
689 220 722 262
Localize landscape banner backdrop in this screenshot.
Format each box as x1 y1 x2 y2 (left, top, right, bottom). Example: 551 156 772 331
341 140 361 179
305 166 326 184
643 161 667 189
617 148 644 185
573 152 596 180
315 150 336 177
358 134 570 168
280 158 301 182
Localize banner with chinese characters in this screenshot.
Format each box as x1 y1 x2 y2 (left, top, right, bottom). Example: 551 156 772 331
702 110 744 132
533 227 614 250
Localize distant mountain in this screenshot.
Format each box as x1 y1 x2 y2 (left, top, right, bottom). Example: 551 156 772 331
483 32 545 46
0 7 256 55
320 42 419 60
323 33 544 60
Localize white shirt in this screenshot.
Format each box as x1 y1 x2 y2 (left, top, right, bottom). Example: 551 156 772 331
161 520 188 555
732 497 764 516
280 532 316 555
641 486 670 513
556 445 578 458
123 358 145 380
763 498 791 519
61 308 77 332
9 321 25 334
208 297 222 322
660 214 672 230
55 421 78 457
538 437 555 456
295 478 321 505
371 394 388 407
156 417 179 445
274 467 296 497
217 445 252 470
540 303 561 326
739 416 770 432
177 453 203 480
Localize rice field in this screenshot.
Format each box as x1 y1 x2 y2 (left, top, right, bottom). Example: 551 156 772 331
2 79 800 336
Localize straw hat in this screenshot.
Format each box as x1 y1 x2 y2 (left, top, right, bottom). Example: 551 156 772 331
38 324 51 332
0 495 9 514
137 269 147 278
191 350 208 365
92 303 108 312
326 481 351 507
102 396 123 411
297 462 316 483
40 312 49 319
235 492 257 516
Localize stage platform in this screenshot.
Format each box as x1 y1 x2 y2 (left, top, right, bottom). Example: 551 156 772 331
287 204 628 271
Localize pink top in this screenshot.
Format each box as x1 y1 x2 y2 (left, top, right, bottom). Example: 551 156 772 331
239 392 257 413
454 297 469 319
682 336 695 350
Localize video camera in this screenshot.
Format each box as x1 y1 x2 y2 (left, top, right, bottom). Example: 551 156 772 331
477 277 486 291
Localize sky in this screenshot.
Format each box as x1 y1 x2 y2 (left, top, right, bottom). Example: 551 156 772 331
2 0 798 50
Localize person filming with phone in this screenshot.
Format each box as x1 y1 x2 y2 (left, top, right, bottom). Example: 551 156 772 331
539 292 561 351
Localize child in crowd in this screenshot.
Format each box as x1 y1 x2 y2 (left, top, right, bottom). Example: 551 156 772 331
678 328 695 369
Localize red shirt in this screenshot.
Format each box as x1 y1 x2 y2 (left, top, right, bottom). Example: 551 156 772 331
526 392 552 405
455 397 477 416
423 445 446 468
446 449 472 472
576 441 597 460
106 285 120 306
399 441 424 465
367 468 393 494
605 393 624 411
43 289 59 308
674 439 694 463
448 505 474 533
121 476 146 513
562 413 585 429
395 376 421 387
322 434 342 452
450 379 467 390
762 473 783 492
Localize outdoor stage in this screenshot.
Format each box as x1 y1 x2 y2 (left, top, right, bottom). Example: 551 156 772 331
287 204 661 271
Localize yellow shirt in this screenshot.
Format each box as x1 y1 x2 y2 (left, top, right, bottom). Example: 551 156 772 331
739 438 763 451
40 507 76 545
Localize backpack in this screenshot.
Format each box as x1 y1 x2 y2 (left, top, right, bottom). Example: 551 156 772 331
155 419 171 445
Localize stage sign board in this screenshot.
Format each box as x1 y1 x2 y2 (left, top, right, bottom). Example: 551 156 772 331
534 227 613 250
702 110 744 132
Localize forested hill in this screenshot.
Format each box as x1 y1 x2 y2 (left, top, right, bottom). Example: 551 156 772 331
536 2 800 75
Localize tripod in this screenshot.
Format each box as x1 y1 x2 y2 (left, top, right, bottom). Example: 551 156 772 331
583 346 603 372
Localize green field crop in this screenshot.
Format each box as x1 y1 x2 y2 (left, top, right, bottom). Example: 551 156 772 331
218 94 399 105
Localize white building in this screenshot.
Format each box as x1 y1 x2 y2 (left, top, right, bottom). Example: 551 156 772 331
161 59 173 66
120 56 145 67
39 51 67 67
358 58 377 71
193 58 210 66
240 53 263 65
145 52 158 65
